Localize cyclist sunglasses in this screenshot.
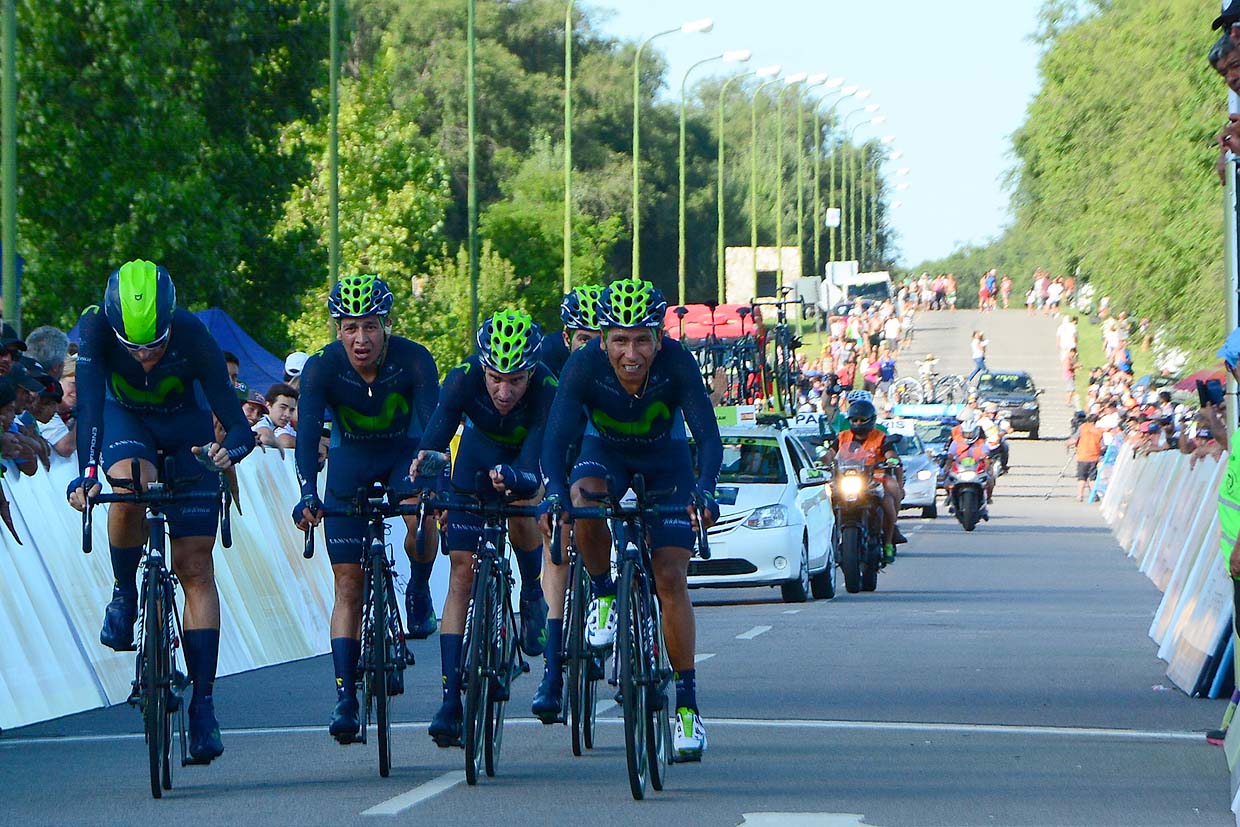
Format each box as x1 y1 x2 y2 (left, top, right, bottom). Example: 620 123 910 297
115 328 170 353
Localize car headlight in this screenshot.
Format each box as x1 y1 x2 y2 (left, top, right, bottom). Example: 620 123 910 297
838 475 865 498
956 471 977 482
745 504 788 529
1022 402 1038 410
916 469 933 481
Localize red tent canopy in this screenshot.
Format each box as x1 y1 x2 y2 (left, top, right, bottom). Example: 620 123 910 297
663 304 764 340
1173 365 1226 391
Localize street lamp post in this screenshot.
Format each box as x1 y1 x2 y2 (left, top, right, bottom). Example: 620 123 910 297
328 0 339 291
632 17 712 280
823 84 858 268
679 49 749 305
836 101 879 265
864 136 896 269
719 64 778 304
846 115 885 266
563 0 574 292
774 72 807 291
467 0 479 338
796 74 828 280
750 73 783 295
810 78 844 277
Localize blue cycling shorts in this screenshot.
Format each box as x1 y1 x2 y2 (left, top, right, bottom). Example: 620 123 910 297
444 432 525 552
568 436 694 551
323 438 420 565
101 400 219 539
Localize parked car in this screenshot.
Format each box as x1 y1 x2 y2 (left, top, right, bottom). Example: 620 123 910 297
689 425 837 602
974 370 1042 438
882 419 939 518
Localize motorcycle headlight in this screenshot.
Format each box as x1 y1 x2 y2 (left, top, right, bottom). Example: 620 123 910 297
745 504 788 529
1022 402 1038 410
838 475 865 498
916 469 933 481
956 471 977 482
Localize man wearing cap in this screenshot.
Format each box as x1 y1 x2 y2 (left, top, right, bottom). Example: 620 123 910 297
0 323 26 376
0 362 52 474
1204 327 1240 743
284 351 309 386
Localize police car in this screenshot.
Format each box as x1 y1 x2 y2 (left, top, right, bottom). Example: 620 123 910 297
689 424 837 602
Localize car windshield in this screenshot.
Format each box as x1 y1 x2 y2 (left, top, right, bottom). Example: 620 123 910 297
913 421 954 446
850 282 890 301
794 433 830 463
977 373 1034 392
892 432 924 457
717 437 787 484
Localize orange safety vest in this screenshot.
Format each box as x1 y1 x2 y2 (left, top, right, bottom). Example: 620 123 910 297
838 429 886 469
950 438 988 462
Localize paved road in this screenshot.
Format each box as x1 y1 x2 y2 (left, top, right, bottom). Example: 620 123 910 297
2 310 1232 825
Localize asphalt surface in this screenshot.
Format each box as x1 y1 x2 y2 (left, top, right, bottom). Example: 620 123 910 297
3 309 1232 825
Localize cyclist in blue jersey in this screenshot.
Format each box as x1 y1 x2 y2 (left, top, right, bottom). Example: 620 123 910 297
537 284 604 377
409 309 555 746
529 286 604 722
291 275 441 743
537 277 722 761
67 260 253 765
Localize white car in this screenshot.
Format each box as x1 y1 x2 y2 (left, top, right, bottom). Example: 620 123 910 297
689 425 837 602
883 419 940 518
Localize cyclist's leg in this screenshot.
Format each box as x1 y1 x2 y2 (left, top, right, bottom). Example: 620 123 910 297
508 509 547 655
99 402 158 651
569 439 622 646
386 441 439 638
431 508 480 743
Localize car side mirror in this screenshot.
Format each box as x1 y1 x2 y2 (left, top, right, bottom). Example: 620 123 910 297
798 467 824 487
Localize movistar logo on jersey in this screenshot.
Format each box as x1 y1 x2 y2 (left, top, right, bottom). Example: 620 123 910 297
337 392 410 434
591 401 671 436
544 375 558 389
481 425 528 447
110 374 185 406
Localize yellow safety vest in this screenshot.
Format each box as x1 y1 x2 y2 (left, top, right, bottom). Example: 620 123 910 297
1220 448 1240 580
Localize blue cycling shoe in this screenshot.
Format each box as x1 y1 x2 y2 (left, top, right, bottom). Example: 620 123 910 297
186 698 224 765
531 672 563 724
519 593 548 657
406 585 438 640
329 694 361 744
429 698 463 748
99 588 137 652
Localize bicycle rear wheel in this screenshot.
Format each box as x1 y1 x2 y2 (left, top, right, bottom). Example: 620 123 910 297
934 375 968 404
485 568 515 777
463 556 494 786
646 591 671 792
567 555 589 756
141 568 169 799
890 378 923 406
371 556 392 778
617 561 649 800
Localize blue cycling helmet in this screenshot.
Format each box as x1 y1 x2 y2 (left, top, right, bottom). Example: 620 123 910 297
103 260 177 348
597 278 667 329
560 284 604 331
328 275 394 319
477 310 543 373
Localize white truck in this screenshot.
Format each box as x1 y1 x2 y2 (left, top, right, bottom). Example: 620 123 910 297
819 264 892 315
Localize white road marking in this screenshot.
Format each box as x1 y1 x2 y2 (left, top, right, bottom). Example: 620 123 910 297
736 625 772 640
741 815 869 827
782 609 800 615
595 697 617 717
362 771 463 816
5 716 1201 748
694 653 716 664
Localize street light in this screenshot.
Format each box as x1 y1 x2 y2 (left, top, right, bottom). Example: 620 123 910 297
563 0 575 292
467 0 479 338
863 137 897 269
796 74 830 278
835 101 879 267
632 17 713 279
718 63 779 303
810 79 849 277
821 84 859 269
750 71 783 295
679 48 750 305
774 72 807 291
847 114 885 267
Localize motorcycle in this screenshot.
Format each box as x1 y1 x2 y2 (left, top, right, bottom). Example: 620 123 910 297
945 455 990 532
831 457 886 593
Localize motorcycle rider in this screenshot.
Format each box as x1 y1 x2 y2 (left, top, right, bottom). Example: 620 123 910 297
826 399 902 563
947 420 995 514
977 402 1006 484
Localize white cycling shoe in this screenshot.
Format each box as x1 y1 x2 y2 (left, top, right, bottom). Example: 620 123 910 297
673 707 707 761
586 595 617 648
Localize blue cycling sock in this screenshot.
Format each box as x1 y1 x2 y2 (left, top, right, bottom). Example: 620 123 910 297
674 669 698 713
109 544 142 601
513 543 543 600
542 619 564 677
183 628 220 708
409 558 435 591
331 637 360 700
440 634 463 699
590 572 616 599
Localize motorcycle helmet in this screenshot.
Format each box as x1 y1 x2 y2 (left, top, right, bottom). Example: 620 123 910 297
846 400 877 438
961 419 983 441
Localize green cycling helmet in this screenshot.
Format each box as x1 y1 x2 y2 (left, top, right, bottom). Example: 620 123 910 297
597 278 667 329
103 260 177 348
328 274 394 319
477 310 543 374
560 284 604 331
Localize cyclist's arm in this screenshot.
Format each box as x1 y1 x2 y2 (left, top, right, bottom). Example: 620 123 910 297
677 352 723 493
197 326 255 465
418 366 467 455
74 308 109 476
540 352 588 500
409 342 441 437
505 368 556 499
294 353 327 497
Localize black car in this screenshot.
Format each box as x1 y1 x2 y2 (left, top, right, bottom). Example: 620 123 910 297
974 371 1042 438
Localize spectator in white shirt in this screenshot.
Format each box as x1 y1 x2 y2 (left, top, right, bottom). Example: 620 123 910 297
1056 315 1078 357
253 383 298 450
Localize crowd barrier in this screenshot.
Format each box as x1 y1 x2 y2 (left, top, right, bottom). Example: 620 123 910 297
1099 443 1232 698
0 450 452 731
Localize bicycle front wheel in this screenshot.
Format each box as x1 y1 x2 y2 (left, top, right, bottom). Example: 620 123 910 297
371 556 392 778
141 568 169 799
485 567 516 778
646 591 671 791
934 375 969 404
890 378 923 406
567 555 590 756
463 556 494 786
616 561 649 800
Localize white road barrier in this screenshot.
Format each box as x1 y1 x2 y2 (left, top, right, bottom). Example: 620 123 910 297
0 451 451 731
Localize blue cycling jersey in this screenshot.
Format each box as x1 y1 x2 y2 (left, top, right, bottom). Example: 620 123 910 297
421 355 556 497
541 336 722 500
537 334 571 378
75 305 253 474
295 335 439 498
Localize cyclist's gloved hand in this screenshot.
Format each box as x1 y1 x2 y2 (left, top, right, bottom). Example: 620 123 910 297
292 493 322 528
491 463 516 491
537 493 565 539
693 485 718 528
66 465 102 510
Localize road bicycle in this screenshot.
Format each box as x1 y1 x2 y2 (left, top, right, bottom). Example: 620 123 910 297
82 451 232 799
752 288 805 414
304 483 411 778
542 520 602 756
562 475 711 800
889 362 968 406
415 484 530 785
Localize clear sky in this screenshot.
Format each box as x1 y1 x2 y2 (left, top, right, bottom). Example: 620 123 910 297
587 0 1044 267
